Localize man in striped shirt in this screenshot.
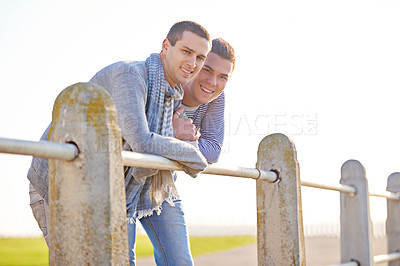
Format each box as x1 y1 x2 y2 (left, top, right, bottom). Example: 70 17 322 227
173 38 235 163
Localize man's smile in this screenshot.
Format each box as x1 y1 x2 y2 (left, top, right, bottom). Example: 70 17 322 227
181 67 194 76
200 85 214 94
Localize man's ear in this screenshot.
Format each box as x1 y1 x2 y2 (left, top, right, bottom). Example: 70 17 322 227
162 38 171 54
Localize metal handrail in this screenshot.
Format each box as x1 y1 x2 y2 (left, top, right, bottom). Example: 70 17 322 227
122 151 278 182
0 137 77 161
1 137 399 199
374 252 400 264
301 180 400 200
369 191 400 200
0 137 277 182
2 137 400 264
301 180 356 196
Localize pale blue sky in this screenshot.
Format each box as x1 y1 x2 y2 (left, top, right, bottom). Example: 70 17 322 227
1 0 399 236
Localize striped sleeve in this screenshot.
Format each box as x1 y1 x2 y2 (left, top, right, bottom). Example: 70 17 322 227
192 92 225 163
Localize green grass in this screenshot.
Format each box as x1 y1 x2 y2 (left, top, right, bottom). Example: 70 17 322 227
136 235 257 258
0 235 256 265
190 235 256 257
0 238 49 266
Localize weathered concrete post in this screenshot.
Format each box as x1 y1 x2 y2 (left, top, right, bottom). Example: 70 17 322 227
48 82 128 264
256 133 305 265
386 172 400 266
340 160 373 265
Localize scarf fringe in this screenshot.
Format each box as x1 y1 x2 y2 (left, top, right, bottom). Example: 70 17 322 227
127 191 180 224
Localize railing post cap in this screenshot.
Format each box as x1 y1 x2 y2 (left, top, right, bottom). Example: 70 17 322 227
341 159 365 170
387 172 400 192
257 133 296 156
258 133 294 146
340 159 366 183
257 133 298 174
52 82 114 118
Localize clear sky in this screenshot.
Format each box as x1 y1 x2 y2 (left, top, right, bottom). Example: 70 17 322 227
0 0 399 237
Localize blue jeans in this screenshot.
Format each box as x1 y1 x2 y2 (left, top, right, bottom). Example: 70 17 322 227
127 200 193 266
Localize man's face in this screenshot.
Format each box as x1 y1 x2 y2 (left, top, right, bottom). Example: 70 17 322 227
162 31 211 87
185 52 233 106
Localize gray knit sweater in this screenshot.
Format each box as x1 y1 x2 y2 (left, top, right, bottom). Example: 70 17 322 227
27 60 208 212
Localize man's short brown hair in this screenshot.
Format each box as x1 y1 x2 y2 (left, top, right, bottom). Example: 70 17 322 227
166 21 210 46
211 38 236 70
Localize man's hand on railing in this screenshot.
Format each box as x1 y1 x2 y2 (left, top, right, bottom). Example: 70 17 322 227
172 106 200 141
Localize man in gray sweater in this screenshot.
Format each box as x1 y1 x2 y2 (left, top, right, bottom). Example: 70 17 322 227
28 21 211 265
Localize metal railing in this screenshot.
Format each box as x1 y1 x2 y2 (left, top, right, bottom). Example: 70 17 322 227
2 138 400 265
301 179 400 200
122 150 278 181
1 82 399 265
0 137 77 161
303 173 400 265
2 136 398 200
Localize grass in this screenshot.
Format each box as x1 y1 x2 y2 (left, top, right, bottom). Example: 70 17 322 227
0 238 49 266
0 235 256 265
190 235 256 257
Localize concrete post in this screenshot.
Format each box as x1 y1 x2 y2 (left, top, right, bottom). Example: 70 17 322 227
48 82 128 264
386 172 400 266
256 133 305 265
340 160 373 265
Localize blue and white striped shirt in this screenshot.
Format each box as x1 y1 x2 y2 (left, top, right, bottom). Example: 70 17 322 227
182 92 225 164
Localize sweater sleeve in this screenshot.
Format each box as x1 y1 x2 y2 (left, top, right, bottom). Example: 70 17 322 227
90 62 207 177
197 92 225 163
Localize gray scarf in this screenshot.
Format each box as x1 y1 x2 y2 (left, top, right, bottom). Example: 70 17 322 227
125 53 184 220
